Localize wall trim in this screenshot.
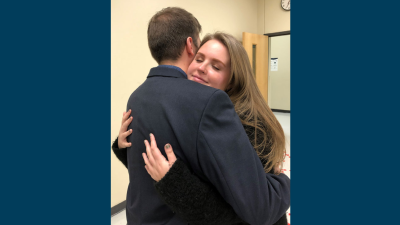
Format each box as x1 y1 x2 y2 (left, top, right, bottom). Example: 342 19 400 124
271 109 290 113
264 30 290 37
111 200 126 216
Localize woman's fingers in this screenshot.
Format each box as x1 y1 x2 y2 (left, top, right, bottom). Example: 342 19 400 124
120 129 132 139
118 110 133 149
143 135 175 182
144 140 155 166
149 134 167 162
121 109 131 125
164 144 177 166
144 164 151 177
120 116 133 134
149 133 157 149
143 153 158 181
118 126 132 148
142 153 151 168
151 146 167 163
119 129 132 148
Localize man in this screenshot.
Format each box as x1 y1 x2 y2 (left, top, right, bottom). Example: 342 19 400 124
124 7 289 225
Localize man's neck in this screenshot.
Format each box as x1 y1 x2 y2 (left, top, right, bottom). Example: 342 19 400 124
159 60 188 74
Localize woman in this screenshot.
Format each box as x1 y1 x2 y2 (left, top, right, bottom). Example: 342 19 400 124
113 32 288 225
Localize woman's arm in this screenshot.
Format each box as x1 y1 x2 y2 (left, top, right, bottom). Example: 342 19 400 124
155 159 248 225
143 135 248 225
112 137 128 168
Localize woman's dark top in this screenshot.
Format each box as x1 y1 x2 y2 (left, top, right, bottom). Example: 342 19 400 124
112 124 288 225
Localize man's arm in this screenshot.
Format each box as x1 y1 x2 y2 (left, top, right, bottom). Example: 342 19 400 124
196 90 290 225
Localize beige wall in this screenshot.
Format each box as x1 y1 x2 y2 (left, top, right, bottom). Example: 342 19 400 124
268 35 290 110
258 0 290 34
111 0 259 207
257 0 265 34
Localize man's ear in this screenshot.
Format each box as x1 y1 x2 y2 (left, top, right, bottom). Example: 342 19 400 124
185 37 195 57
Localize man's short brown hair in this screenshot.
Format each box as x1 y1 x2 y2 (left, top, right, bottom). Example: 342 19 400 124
148 7 202 64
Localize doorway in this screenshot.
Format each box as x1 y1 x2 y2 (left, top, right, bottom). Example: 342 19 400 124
268 34 290 111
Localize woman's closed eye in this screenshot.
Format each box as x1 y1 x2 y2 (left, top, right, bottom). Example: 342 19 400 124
212 65 220 70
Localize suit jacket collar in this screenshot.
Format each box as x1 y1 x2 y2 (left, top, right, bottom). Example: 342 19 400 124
147 66 187 79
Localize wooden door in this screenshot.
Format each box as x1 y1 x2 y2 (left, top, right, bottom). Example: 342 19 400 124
242 32 269 103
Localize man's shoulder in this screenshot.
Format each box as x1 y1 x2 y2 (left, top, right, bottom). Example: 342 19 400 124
137 76 225 99
179 82 233 108
126 77 231 111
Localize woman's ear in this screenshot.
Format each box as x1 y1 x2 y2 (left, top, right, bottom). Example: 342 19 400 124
186 37 195 57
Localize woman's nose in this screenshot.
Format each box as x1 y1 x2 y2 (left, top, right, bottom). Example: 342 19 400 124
198 63 206 74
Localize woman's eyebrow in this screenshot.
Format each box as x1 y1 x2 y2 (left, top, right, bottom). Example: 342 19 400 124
196 52 205 58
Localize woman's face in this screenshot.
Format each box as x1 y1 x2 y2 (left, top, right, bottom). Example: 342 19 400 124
187 39 231 91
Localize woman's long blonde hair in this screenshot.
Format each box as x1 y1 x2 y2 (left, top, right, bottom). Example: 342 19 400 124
200 32 286 174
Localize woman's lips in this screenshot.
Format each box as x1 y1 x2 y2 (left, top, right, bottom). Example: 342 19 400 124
192 75 207 84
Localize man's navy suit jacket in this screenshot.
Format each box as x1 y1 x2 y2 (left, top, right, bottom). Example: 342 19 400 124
125 66 290 225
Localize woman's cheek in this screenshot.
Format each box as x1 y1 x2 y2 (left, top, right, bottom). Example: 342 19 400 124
188 63 196 73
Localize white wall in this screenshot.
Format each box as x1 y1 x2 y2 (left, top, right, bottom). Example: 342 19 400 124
111 0 259 207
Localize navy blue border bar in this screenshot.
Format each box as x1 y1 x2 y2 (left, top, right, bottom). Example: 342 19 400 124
1 1 110 224
2 1 400 224
292 1 400 224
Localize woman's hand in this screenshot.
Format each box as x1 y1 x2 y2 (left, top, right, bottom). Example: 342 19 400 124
118 109 133 148
142 133 177 182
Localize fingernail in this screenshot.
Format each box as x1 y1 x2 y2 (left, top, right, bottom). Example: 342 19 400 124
144 140 146 144
150 133 153 137
130 116 133 119
130 129 132 132
165 144 171 149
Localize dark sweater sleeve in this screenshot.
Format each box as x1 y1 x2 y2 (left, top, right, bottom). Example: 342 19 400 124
154 159 249 225
111 137 128 169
